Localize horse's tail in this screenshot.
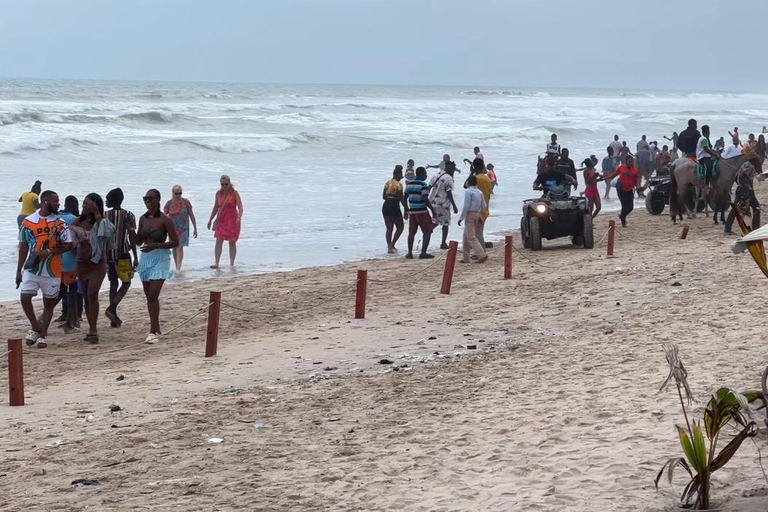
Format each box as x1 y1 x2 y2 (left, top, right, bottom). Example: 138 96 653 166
669 162 679 220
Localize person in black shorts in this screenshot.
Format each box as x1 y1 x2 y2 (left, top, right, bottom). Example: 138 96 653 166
382 165 407 254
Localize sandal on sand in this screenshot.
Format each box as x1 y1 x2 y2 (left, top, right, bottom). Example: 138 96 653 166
476 255 489 263
25 330 40 346
63 324 80 334
84 333 99 344
36 338 48 349
145 333 161 345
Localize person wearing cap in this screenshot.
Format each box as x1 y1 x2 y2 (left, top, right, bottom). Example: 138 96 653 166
104 188 138 328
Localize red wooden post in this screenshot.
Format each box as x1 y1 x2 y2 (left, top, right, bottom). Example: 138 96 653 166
681 225 689 240
205 291 222 358
355 270 367 319
504 235 513 279
8 339 24 406
441 241 459 295
607 220 616 257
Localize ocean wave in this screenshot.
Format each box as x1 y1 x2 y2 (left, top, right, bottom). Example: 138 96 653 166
165 132 320 154
460 89 551 98
0 137 100 155
0 110 194 126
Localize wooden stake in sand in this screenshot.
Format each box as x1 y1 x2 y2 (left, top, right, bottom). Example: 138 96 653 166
205 292 222 358
441 241 459 295
355 270 367 319
7 339 24 406
504 235 513 279
681 225 689 239
607 220 616 257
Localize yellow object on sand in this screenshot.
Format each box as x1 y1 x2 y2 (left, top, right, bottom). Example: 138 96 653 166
732 207 768 279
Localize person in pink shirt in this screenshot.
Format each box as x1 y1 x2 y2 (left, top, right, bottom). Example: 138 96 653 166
486 163 498 193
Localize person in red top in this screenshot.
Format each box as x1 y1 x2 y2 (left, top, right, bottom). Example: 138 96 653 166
606 155 640 227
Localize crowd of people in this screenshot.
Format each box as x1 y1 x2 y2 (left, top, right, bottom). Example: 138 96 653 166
14 175 243 349
382 147 495 263
535 121 766 229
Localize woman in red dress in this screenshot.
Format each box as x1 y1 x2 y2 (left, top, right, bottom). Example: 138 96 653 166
207 175 243 269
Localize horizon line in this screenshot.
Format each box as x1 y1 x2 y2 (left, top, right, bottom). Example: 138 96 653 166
0 76 763 96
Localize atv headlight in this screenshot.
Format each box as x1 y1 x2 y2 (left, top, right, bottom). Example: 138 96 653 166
578 201 587 211
535 204 547 213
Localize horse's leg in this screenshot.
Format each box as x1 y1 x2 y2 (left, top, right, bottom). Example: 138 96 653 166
704 186 710 218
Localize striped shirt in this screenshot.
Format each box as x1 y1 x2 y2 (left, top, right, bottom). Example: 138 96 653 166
106 208 136 261
405 179 429 214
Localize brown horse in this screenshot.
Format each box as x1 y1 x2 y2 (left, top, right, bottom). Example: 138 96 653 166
669 154 749 224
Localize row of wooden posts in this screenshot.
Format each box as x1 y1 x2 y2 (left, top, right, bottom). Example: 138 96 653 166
5 220 690 407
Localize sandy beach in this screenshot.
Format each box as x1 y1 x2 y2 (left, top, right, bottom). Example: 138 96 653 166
3 190 768 511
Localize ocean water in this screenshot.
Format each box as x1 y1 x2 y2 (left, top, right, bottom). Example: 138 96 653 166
2 79 767 301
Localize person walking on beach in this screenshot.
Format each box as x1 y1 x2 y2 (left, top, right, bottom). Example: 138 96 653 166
382 165 406 253
664 132 679 152
17 190 72 349
207 175 243 269
583 158 602 218
602 147 617 199
486 163 498 193
135 189 179 344
164 185 198 272
429 161 459 249
17 180 42 228
469 165 493 250
71 193 114 344
458 175 487 264
57 195 81 333
404 166 436 259
606 155 639 227
609 135 622 168
104 188 138 328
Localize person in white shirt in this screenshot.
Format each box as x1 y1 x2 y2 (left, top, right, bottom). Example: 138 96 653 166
546 133 561 155
458 175 487 263
609 135 623 168
723 135 743 159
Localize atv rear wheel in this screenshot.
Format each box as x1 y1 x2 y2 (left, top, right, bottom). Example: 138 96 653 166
645 190 665 215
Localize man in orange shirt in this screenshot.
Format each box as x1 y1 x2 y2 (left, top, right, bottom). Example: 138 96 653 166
16 190 72 348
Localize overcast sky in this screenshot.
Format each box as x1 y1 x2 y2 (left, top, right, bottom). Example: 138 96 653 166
1 0 765 91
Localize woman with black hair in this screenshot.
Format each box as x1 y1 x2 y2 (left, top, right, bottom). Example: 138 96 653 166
135 189 179 344
71 193 114 344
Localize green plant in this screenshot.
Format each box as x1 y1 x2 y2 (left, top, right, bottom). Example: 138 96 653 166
656 344 760 509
